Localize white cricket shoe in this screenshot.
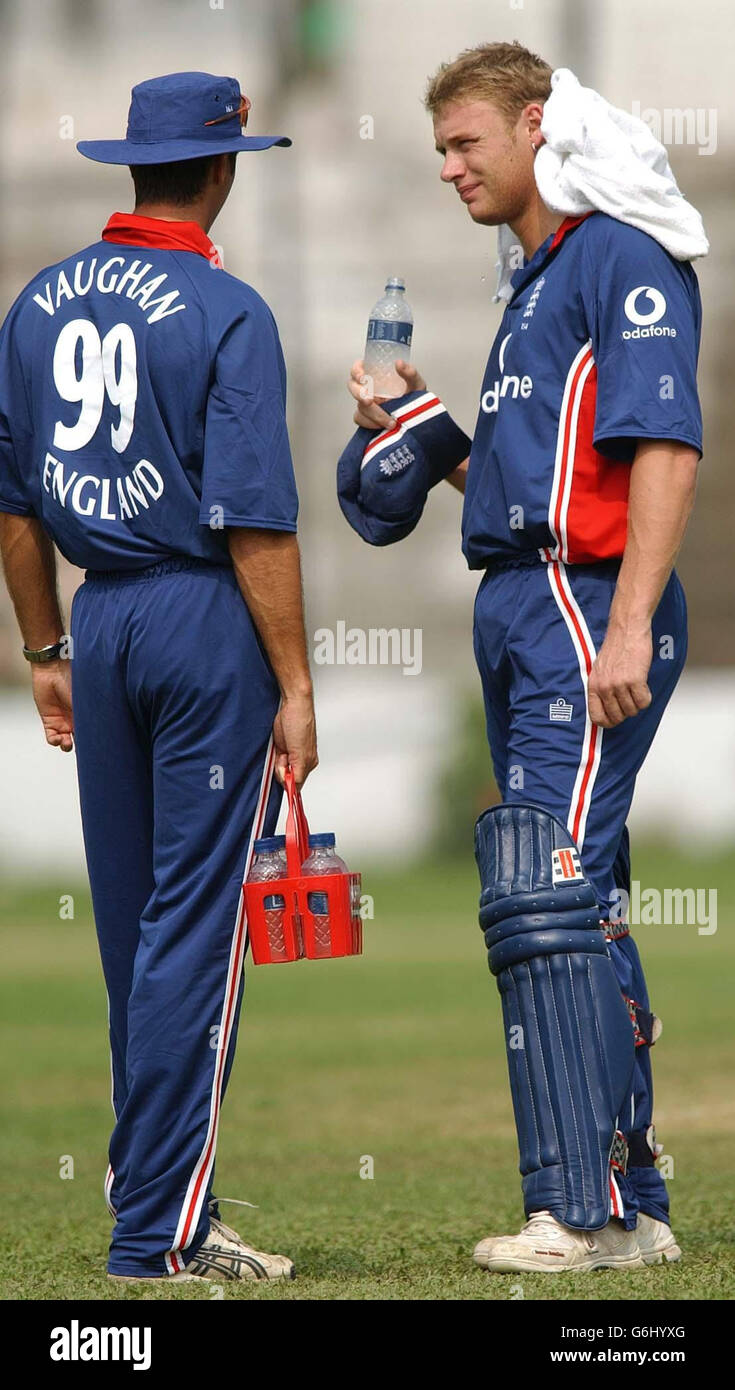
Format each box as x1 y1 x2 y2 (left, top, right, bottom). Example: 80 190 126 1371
182 1217 295 1281
473 1209 645 1273
636 1211 682 1265
109 1218 295 1284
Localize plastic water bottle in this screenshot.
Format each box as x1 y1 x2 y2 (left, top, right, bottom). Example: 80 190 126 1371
363 276 413 399
247 836 287 961
303 833 348 954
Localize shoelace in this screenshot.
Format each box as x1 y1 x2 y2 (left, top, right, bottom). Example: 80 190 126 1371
520 1210 566 1239
208 1196 260 1248
211 1196 259 1211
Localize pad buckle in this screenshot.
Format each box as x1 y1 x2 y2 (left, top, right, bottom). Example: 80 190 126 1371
602 918 630 942
610 1129 629 1176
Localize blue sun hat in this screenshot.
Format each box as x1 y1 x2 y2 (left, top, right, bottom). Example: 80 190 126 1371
77 71 291 165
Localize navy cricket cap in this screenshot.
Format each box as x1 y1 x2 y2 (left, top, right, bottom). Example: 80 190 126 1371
77 71 291 165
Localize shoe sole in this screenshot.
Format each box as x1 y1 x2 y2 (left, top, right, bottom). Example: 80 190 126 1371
640 1243 682 1265
108 1266 296 1284
473 1252 647 1273
108 1272 203 1284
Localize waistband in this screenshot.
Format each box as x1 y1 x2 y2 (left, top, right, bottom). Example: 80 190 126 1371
483 550 545 575
84 556 231 586
483 551 623 577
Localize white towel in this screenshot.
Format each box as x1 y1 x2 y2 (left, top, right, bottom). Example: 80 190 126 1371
494 68 709 303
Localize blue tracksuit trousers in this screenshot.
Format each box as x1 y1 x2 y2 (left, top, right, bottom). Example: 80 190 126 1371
473 555 687 1229
70 557 281 1276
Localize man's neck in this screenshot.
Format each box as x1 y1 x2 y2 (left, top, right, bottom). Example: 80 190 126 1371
510 195 564 262
133 203 210 232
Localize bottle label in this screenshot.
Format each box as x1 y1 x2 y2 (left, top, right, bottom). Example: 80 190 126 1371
264 894 285 910
366 319 413 347
308 891 330 916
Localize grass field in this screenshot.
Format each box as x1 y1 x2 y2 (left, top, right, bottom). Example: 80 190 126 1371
1 846 733 1302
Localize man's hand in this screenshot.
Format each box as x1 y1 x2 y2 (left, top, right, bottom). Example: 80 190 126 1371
348 358 426 430
273 691 318 788
587 621 653 729
31 660 74 751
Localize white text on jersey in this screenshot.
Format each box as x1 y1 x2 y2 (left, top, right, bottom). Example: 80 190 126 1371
32 257 186 325
43 451 166 521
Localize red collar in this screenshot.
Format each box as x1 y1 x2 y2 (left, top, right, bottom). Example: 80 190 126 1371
102 212 222 266
548 212 595 253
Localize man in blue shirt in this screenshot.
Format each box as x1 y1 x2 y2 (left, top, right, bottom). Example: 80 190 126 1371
339 41 701 1273
0 72 317 1283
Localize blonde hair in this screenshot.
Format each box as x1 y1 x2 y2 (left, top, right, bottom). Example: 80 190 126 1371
424 40 553 127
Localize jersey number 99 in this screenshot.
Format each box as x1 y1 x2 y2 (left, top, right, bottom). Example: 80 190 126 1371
52 318 138 455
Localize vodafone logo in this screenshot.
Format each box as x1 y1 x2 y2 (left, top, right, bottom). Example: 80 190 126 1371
622 286 677 340
624 286 667 326
498 333 511 372
481 333 534 413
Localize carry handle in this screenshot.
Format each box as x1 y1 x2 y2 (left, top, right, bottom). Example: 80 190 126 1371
284 766 310 877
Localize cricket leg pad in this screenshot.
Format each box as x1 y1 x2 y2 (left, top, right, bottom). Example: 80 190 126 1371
475 803 636 1230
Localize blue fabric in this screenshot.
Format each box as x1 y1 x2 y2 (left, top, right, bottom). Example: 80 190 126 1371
71 559 282 1276
0 243 298 567
337 389 470 546
76 71 291 164
473 556 686 1228
462 212 702 569
475 803 635 1230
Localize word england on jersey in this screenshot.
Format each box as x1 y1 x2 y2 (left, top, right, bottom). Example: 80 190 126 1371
42 451 164 522
32 254 186 325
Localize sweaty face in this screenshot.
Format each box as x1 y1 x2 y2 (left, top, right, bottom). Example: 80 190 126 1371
433 99 535 226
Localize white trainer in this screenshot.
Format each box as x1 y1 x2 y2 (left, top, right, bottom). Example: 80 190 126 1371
636 1211 682 1265
109 1217 295 1284
473 1209 645 1273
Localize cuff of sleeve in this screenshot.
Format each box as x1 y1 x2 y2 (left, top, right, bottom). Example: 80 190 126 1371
198 513 298 531
0 500 36 516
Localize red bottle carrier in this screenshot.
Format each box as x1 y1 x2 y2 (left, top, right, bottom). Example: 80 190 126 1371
244 769 363 964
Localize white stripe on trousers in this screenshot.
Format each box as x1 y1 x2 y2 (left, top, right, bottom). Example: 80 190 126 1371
164 737 276 1274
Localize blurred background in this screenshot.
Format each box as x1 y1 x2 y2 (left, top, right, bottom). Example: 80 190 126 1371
0 0 734 866
2 0 734 1304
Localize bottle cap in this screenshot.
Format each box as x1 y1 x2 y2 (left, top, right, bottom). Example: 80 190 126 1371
385 275 405 291
308 833 336 848
254 836 284 854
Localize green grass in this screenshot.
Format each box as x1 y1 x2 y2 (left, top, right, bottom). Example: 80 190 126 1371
1 848 734 1301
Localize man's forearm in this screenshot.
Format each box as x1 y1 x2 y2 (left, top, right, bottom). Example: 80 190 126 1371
609 440 699 631
227 527 313 697
0 513 65 648
445 457 469 494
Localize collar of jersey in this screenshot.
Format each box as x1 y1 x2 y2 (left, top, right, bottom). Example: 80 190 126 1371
509 212 594 301
102 212 220 263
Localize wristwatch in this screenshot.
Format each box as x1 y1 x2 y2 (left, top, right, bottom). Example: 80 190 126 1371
22 640 64 663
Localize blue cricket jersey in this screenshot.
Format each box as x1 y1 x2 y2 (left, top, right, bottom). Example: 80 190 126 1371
0 213 298 569
462 212 703 568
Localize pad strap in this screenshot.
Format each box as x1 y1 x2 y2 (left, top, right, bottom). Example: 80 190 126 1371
628 1128 659 1168
602 918 631 942
623 995 662 1048
610 1129 629 1176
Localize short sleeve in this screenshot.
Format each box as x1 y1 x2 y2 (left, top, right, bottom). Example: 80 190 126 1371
579 222 703 462
200 298 299 531
0 314 35 516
